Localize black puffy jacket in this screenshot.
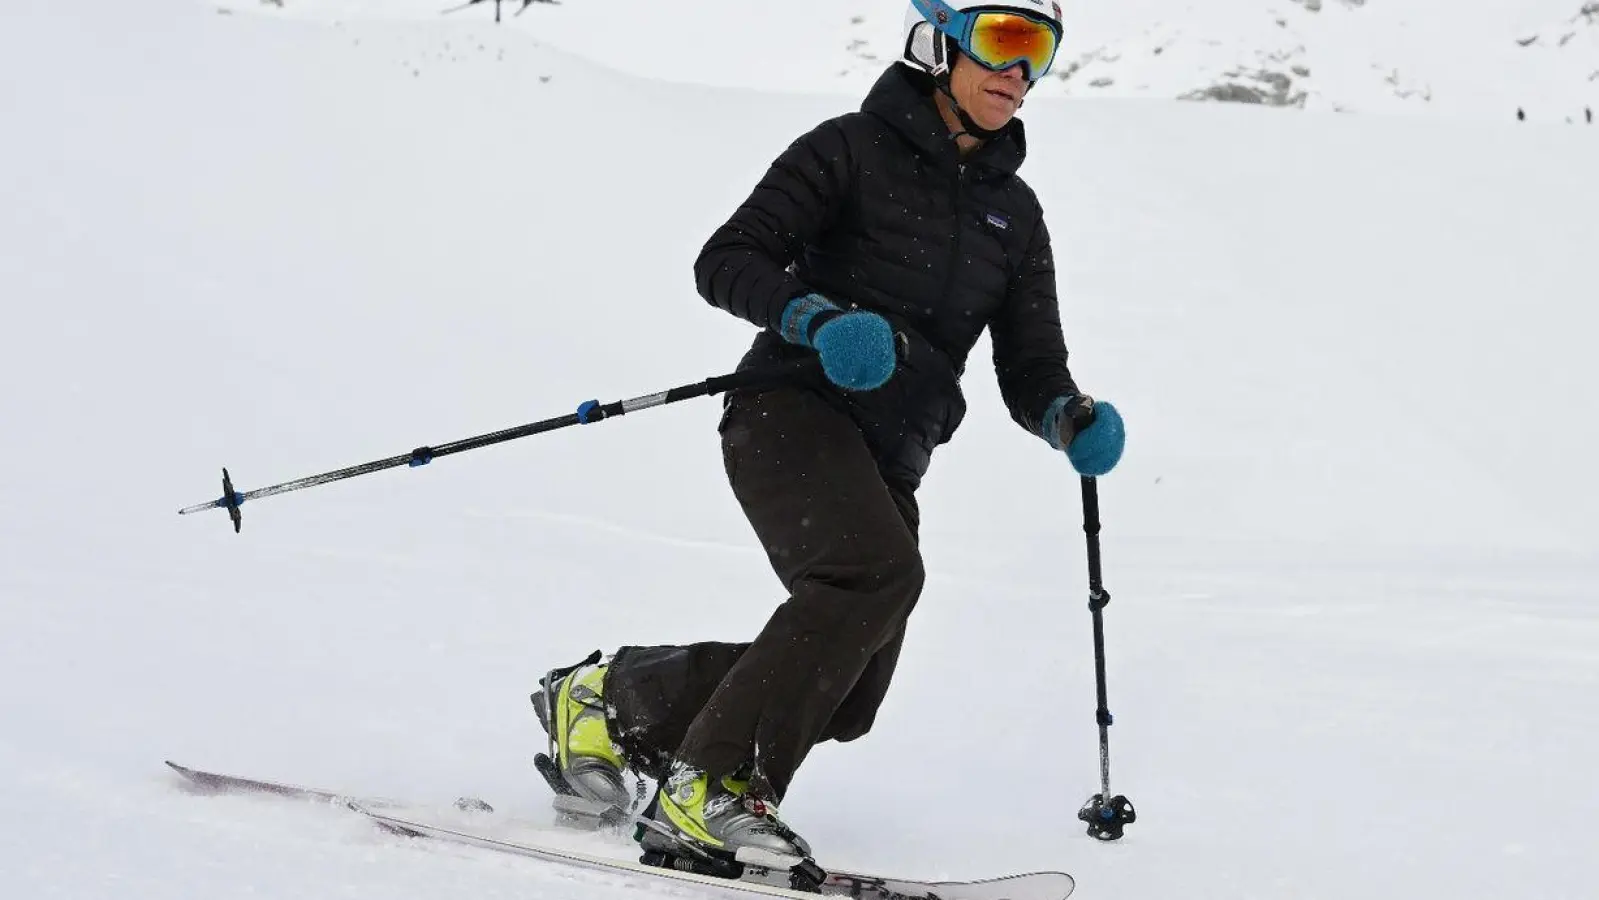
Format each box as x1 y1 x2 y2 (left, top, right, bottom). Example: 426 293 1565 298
695 63 1080 489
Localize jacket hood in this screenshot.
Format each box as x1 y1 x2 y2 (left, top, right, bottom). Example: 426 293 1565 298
859 63 1028 175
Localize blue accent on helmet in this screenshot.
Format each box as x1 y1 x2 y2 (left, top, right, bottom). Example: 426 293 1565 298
908 0 1063 80
910 0 974 41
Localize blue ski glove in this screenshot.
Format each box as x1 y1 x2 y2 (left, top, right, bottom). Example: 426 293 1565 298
779 294 897 392
1043 394 1125 476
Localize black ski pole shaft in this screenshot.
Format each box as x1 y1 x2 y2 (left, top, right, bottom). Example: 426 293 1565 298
179 356 819 532
1076 475 1136 840
1083 476 1113 797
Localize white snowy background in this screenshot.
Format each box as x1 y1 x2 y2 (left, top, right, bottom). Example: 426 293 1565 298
208 0 1599 119
2 1 1596 899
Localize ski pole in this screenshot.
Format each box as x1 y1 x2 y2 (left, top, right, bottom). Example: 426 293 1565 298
178 355 821 533
1075 475 1137 840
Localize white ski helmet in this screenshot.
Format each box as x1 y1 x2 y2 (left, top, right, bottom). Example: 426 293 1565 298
900 0 1064 83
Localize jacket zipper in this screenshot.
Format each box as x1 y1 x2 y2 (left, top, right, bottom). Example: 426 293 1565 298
937 162 965 307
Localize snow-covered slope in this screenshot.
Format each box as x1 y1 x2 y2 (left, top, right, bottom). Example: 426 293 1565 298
216 0 1599 119
3 2 1598 900
1032 0 1599 118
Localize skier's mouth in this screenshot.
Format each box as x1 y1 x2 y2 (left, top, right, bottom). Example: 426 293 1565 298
984 88 1018 106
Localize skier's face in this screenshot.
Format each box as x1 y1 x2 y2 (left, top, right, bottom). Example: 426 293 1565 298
949 53 1027 132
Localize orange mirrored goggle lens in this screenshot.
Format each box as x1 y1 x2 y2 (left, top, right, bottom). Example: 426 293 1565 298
965 12 1059 79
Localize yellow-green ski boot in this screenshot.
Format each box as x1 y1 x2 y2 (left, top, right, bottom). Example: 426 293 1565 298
637 759 818 883
531 651 634 826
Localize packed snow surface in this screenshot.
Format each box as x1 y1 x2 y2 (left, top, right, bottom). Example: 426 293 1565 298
2 2 1596 900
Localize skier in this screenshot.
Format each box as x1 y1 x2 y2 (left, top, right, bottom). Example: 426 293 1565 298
531 0 1125 873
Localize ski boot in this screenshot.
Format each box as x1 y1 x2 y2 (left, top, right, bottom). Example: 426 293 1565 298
530 650 640 830
636 760 825 893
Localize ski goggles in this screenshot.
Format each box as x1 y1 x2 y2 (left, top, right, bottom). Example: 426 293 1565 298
911 0 1063 80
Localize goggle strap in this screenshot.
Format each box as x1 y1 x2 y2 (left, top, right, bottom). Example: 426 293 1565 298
910 0 974 44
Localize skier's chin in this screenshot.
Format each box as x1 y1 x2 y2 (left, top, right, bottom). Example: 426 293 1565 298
971 105 1015 131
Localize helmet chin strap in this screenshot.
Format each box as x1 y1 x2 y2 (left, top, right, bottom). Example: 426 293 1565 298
936 78 1008 142
936 75 1031 143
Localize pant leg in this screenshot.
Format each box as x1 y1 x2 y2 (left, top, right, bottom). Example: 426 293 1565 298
815 473 919 745
603 386 923 795
673 386 925 801
603 641 749 779
604 627 910 782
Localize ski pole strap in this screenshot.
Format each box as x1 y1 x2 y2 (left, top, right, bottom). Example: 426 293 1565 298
545 649 603 685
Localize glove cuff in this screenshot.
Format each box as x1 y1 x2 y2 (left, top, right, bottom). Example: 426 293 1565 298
1041 393 1092 451
779 294 842 348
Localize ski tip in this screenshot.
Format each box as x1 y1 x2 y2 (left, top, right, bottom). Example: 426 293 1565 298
165 760 205 786
165 760 210 783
